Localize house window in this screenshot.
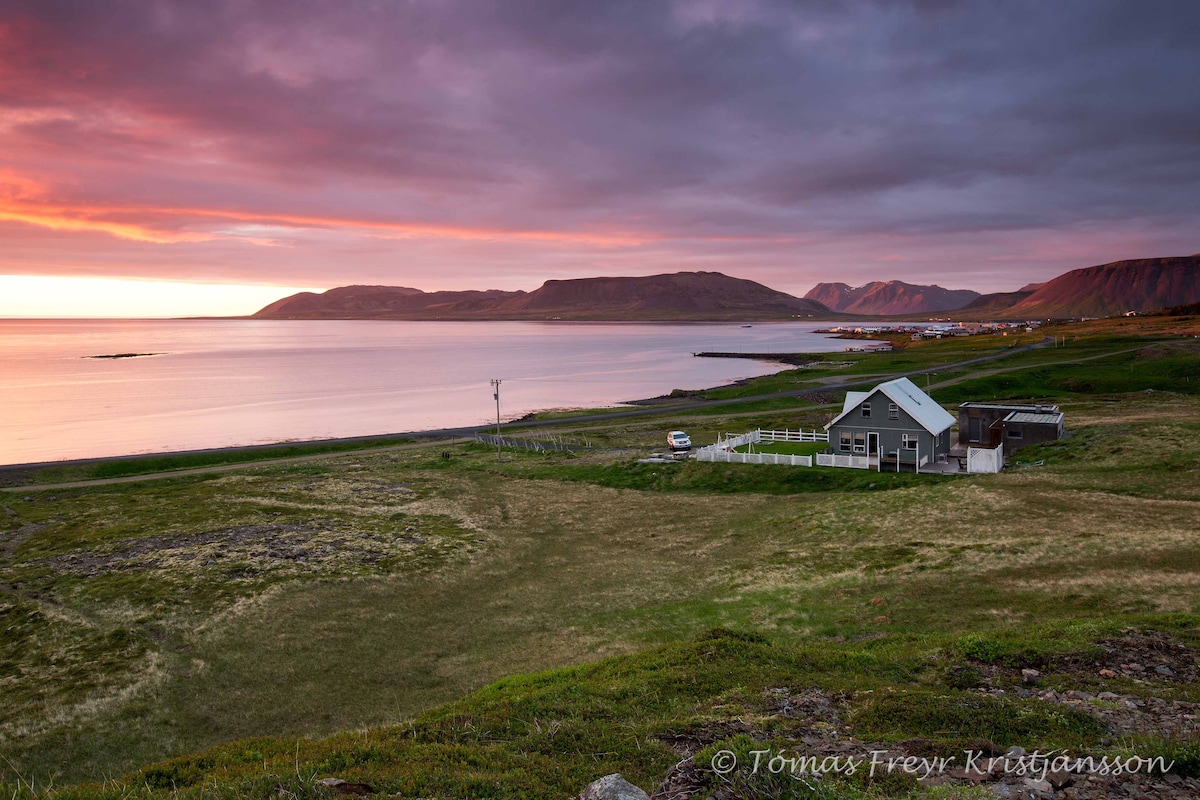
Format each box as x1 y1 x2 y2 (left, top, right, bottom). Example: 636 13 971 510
902 433 918 450
888 403 898 420
861 402 871 418
840 431 851 450
853 432 866 453
1007 428 1023 439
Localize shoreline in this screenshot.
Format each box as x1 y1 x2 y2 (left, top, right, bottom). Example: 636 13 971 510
0 351 816 474
2 317 913 474
623 347 893 405
620 352 811 407
0 353 809 477
0 340 1048 483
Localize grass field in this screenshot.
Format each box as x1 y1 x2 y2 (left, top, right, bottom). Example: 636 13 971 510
732 441 829 456
1 317 1199 798
0 437 418 487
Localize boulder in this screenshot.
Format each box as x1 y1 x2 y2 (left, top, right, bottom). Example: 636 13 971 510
579 773 650 800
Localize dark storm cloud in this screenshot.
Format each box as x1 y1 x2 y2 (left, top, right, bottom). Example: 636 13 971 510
0 0 1197 290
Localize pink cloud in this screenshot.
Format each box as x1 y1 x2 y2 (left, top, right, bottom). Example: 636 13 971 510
0 1 1196 303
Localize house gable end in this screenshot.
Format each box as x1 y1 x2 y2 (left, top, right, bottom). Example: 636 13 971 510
826 387 889 430
828 388 923 432
825 377 954 435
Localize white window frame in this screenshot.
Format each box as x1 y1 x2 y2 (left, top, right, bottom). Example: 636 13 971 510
902 433 918 450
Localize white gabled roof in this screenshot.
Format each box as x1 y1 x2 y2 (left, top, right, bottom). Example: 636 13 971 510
825 376 955 435
841 391 870 415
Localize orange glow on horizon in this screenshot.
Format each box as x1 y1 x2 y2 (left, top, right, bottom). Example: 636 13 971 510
0 276 324 318
0 167 799 248
0 205 215 244
0 195 653 247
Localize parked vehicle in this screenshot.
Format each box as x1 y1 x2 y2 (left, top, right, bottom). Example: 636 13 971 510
667 430 692 450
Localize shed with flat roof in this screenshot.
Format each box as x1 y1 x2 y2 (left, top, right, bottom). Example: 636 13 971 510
957 401 1062 449
999 409 1065 456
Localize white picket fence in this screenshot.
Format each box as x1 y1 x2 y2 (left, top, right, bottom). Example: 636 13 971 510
707 429 829 448
967 444 1004 474
698 448 813 467
815 453 871 469
711 431 760 450
695 429 828 467
757 429 828 443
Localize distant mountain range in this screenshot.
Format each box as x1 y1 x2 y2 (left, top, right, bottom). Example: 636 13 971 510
253 255 1200 321
803 281 979 315
254 271 830 321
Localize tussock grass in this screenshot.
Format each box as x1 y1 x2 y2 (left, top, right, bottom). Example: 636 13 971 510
3 438 417 486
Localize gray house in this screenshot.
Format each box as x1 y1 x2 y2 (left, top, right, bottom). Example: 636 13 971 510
825 377 955 469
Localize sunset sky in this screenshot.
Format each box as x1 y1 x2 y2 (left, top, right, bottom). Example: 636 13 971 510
1 0 1198 317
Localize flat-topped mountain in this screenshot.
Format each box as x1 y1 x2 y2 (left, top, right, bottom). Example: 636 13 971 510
253 286 523 318
253 271 832 321
804 280 980 315
498 272 828 318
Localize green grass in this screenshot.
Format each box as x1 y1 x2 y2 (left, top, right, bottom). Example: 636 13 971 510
6 624 1192 799
1 322 1199 798
733 441 828 456
521 405 633 421
932 342 1200 404
0 437 417 486
657 331 1049 405
459 450 941 493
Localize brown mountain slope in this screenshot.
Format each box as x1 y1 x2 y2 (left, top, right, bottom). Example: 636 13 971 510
958 289 1038 315
252 286 524 319
253 272 832 321
1005 255 1200 318
804 281 979 315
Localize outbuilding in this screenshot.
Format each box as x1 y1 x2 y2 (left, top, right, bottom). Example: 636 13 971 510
957 401 1064 455
996 409 1065 456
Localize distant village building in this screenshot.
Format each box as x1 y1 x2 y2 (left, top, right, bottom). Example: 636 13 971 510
825 377 955 470
957 402 1065 456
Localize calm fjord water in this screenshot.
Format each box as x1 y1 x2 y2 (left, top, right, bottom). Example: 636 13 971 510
0 319 859 465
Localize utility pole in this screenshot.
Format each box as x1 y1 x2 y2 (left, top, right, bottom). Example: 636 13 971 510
490 379 503 462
